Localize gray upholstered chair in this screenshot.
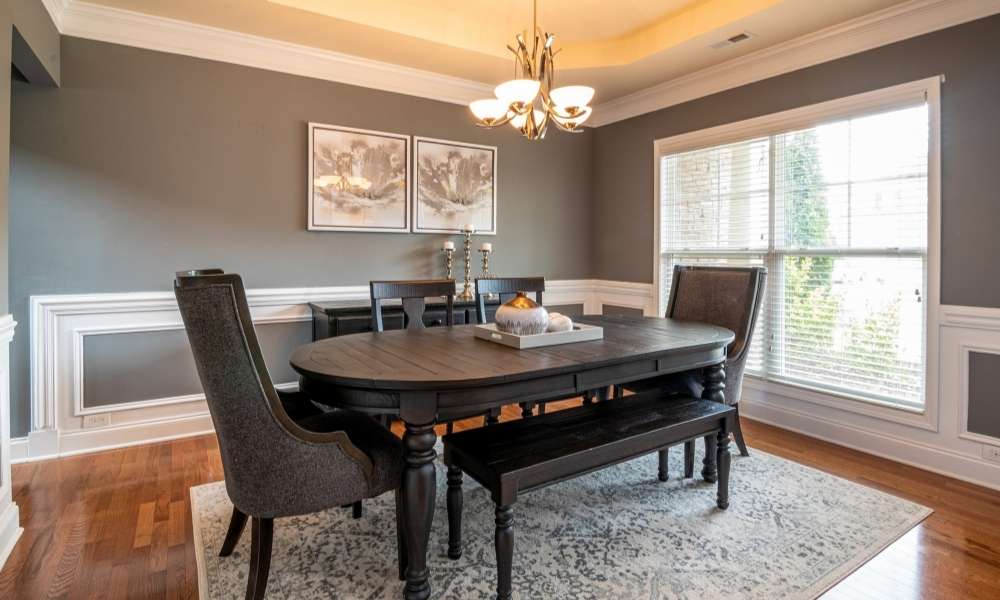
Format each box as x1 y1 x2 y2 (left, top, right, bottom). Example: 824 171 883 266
619 265 766 473
175 271 405 600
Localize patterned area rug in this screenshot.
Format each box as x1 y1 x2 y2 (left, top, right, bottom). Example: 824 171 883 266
190 445 930 599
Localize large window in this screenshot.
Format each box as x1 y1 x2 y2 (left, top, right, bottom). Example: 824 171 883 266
656 85 936 412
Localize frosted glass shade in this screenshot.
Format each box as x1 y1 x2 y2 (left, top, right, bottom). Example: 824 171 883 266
549 85 595 110
495 79 541 107
510 109 544 130
554 106 593 129
469 99 509 123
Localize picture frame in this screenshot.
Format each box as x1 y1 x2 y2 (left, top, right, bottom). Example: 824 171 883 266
308 122 410 233
413 136 497 235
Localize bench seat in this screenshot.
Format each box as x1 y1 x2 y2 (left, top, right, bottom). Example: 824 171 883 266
442 391 736 600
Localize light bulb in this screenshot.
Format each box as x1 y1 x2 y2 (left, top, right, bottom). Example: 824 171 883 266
469 99 509 124
549 85 595 111
495 79 541 108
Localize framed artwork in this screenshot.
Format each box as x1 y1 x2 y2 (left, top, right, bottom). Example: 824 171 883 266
308 123 410 232
413 137 497 234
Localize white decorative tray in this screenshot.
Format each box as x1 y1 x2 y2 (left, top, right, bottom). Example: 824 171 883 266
473 322 604 349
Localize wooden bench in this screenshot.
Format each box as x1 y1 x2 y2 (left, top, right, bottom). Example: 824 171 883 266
442 391 735 600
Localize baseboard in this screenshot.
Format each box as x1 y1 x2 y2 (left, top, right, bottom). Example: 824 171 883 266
0 501 23 570
742 397 1000 492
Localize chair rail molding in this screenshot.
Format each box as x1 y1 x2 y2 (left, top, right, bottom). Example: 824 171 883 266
591 0 1000 126
743 303 1000 492
0 315 21 570
15 280 653 462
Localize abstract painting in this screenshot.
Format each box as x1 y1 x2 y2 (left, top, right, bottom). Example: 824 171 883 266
308 123 410 232
413 137 497 234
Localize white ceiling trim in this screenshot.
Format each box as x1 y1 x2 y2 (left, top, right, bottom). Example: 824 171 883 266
590 0 1000 127
48 1 495 106
40 0 1000 126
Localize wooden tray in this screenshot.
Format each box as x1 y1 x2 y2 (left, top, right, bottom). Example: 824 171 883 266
473 322 604 349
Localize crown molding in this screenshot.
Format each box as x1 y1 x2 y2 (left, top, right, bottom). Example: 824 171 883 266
590 0 1000 127
41 0 1000 125
50 1 494 106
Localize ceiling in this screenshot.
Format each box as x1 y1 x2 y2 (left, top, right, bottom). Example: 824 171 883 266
81 0 912 102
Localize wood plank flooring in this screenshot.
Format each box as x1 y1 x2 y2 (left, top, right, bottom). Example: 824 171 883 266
2 400 998 599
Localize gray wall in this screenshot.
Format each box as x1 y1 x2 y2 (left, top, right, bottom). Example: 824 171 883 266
968 352 1000 440
592 14 1000 310
82 322 311 408
3 0 59 318
9 36 594 436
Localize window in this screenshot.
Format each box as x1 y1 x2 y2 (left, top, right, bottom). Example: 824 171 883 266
656 83 937 412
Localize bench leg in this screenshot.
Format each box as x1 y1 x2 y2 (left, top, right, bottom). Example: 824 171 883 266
352 500 363 519
701 434 718 483
519 402 534 418
683 440 695 478
446 466 463 560
495 505 515 600
486 408 501 426
657 449 669 482
716 430 731 509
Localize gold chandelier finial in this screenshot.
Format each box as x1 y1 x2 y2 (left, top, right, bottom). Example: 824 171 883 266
468 0 595 141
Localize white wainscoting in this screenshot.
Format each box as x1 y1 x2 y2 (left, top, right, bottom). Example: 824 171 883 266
0 316 21 570
742 303 1000 491
12 280 656 462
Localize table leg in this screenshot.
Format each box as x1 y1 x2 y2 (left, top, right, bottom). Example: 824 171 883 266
402 420 437 600
701 362 726 482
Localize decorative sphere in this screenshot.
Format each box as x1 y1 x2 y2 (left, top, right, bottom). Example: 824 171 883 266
495 292 549 336
547 314 573 333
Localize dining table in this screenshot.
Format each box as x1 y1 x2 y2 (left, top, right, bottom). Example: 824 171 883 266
290 313 734 600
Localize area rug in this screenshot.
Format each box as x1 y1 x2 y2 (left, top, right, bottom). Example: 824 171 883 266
190 445 930 599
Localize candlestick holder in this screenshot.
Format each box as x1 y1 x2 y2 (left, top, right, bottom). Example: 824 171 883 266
480 248 494 299
459 230 475 301
442 247 455 280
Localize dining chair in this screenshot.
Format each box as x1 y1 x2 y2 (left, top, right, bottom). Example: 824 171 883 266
370 279 456 331
175 271 405 600
618 265 766 474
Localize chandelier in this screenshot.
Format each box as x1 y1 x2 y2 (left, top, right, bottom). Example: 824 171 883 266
468 0 595 140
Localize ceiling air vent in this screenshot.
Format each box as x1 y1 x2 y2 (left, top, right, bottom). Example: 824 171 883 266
710 31 755 50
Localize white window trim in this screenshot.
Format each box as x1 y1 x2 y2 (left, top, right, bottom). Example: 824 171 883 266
652 76 941 431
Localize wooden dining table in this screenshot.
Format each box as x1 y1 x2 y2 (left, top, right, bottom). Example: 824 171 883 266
290 314 734 600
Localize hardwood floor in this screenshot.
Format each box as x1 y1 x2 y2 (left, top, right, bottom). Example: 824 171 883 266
2 400 998 599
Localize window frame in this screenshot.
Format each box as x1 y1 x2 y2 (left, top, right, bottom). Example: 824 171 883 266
652 77 941 431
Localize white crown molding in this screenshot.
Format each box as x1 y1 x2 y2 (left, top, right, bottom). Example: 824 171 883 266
591 0 1000 127
40 0 71 32
53 1 494 106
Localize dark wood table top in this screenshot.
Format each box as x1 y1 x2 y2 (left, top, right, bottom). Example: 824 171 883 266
290 314 734 392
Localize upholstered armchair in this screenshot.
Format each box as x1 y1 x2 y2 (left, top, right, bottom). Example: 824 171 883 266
175 271 404 600
620 265 766 464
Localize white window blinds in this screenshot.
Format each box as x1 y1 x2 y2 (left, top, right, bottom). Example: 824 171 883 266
659 102 929 409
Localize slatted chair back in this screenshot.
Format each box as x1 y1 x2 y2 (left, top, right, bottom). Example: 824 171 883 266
474 277 545 324
370 279 456 332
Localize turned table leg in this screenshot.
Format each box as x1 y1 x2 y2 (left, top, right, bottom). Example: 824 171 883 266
701 362 726 482
402 420 437 600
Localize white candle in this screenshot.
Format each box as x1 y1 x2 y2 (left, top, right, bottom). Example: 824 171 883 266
480 243 492 252
463 223 475 233
443 241 455 251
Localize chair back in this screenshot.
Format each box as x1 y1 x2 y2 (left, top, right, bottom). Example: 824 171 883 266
370 279 456 332
666 265 767 404
174 270 311 513
474 277 545 324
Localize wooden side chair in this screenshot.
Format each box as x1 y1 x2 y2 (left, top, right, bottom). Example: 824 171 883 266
175 271 405 600
617 265 766 479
